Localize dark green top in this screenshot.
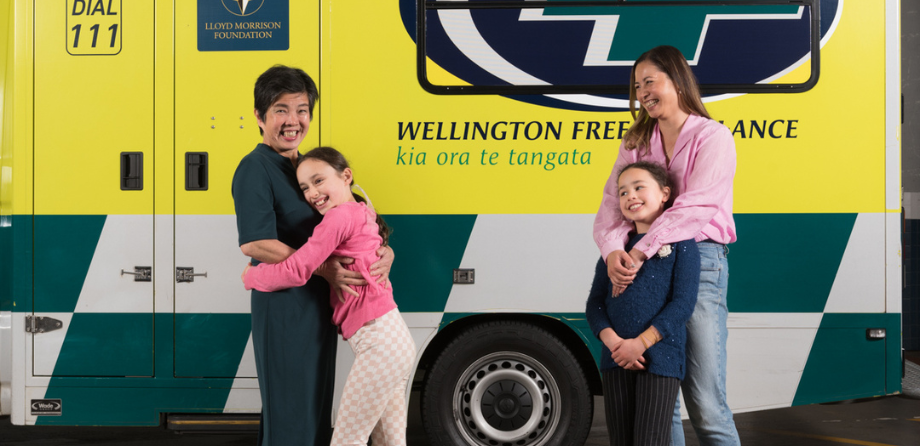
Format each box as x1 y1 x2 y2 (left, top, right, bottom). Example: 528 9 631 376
232 143 337 446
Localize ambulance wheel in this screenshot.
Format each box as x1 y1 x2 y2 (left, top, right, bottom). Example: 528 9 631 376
421 321 592 446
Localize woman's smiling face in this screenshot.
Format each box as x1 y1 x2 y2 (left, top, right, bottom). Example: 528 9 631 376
634 61 682 122
256 92 312 159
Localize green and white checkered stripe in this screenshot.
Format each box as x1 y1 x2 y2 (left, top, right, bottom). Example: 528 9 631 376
1 211 901 425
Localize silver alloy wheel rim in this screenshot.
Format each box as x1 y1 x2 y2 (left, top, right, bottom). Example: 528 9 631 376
452 351 561 446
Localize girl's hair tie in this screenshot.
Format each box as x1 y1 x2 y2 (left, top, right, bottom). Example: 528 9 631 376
351 183 374 212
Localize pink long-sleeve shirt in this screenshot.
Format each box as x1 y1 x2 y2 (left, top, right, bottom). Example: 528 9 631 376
594 114 737 261
243 201 396 339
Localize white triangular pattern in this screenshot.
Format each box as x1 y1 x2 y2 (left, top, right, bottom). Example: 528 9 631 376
825 213 885 313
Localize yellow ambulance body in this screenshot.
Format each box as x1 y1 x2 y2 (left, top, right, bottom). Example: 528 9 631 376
0 1 902 445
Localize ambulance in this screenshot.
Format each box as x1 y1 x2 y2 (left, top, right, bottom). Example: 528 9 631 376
0 1 903 445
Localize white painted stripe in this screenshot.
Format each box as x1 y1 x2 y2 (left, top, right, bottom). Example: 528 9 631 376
235 333 257 378
885 0 900 211
400 311 442 328
10 314 26 425
885 0 902 316
74 215 153 314
444 214 598 314
825 213 885 313
886 213 902 313
521 7 803 68
0 312 11 416
154 214 175 314
727 325 818 412
223 380 261 414
30 313 74 376
727 313 823 329
174 215 251 314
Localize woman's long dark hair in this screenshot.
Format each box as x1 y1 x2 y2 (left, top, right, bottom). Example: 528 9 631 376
624 46 711 155
299 147 390 246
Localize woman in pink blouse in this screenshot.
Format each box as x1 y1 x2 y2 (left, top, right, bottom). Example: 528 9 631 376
593 46 741 446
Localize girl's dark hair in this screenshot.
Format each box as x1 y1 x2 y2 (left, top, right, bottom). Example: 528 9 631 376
299 147 390 246
617 161 675 208
624 46 711 154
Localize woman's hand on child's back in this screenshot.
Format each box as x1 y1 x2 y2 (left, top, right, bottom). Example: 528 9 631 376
317 256 362 299
369 246 395 287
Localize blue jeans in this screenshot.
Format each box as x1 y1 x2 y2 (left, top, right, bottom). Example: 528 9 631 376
671 242 740 446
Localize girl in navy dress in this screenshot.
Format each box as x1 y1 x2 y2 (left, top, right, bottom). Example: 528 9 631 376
586 161 700 446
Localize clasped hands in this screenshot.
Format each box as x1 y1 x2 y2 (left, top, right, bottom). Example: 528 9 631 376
599 328 647 370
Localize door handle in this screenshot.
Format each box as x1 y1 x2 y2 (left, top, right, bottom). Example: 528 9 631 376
120 152 143 190
121 266 152 282
185 152 208 190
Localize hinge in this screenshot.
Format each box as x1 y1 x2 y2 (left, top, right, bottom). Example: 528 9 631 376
453 268 475 284
176 267 208 283
25 316 63 333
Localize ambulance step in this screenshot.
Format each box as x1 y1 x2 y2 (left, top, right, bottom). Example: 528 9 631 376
165 414 259 433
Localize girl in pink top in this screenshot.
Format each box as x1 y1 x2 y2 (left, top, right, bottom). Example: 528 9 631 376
593 46 741 446
243 147 416 446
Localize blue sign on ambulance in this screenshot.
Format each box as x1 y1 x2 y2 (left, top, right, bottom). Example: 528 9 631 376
197 0 289 52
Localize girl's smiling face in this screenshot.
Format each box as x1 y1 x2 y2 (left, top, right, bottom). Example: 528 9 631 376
618 167 671 233
297 158 355 215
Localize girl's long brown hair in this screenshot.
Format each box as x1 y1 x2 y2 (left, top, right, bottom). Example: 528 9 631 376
624 46 711 155
299 147 391 246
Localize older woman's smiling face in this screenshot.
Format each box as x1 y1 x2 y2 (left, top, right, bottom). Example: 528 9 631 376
634 61 681 122
256 92 312 160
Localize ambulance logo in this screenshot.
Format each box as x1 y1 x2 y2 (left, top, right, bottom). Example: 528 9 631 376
402 0 842 111
222 0 264 17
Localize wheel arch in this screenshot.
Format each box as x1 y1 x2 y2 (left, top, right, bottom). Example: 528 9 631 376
413 312 602 396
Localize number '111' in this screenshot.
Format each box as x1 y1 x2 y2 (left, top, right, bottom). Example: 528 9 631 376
71 24 118 48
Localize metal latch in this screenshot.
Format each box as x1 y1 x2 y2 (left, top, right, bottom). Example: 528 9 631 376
25 316 63 333
453 268 475 284
121 266 152 282
176 267 208 283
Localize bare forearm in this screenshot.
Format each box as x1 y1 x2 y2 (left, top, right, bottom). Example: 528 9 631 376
240 239 296 264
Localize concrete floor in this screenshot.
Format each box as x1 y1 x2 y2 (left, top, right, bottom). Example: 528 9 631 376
2 357 919 445
2 394 918 446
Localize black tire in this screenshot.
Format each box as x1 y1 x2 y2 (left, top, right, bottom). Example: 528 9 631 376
421 321 593 446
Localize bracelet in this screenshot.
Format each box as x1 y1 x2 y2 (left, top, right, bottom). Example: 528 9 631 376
639 335 650 349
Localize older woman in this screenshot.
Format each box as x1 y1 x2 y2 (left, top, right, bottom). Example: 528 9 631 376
232 65 394 446
593 46 740 446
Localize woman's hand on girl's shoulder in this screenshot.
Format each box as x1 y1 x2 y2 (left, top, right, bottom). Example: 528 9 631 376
606 250 638 295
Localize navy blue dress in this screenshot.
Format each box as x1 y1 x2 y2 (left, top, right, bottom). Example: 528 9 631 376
585 234 700 379
232 143 338 446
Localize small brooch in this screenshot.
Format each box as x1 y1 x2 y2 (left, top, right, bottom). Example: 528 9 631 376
657 244 672 258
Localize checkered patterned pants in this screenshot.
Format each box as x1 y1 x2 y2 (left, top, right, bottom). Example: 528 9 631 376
331 309 416 446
